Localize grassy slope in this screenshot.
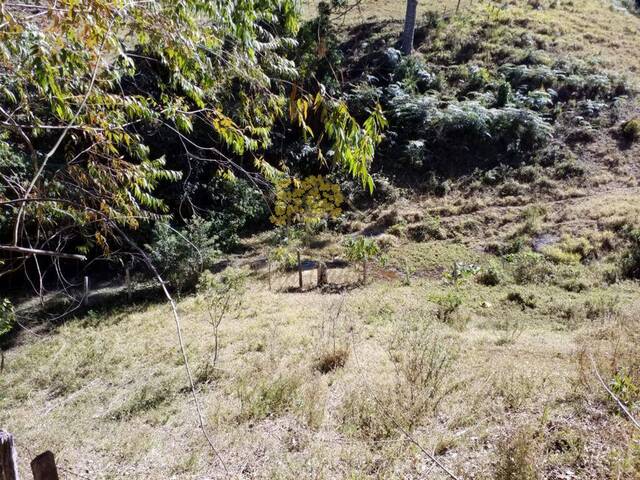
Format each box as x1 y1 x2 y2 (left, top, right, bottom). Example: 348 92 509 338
3 0 640 478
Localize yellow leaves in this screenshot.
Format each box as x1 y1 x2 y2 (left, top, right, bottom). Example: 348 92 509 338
269 175 343 227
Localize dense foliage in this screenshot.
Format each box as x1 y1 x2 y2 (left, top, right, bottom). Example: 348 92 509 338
0 0 385 290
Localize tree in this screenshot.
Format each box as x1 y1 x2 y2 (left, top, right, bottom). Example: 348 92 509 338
0 1 385 284
401 0 419 55
344 236 381 285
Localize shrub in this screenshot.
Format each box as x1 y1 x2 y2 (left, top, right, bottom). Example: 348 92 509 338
619 229 640 279
477 262 504 286
494 427 540 480
507 251 554 284
269 245 298 272
622 118 640 141
430 290 463 323
146 217 220 293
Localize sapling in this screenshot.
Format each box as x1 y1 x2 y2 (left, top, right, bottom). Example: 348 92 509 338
197 268 248 376
344 236 381 285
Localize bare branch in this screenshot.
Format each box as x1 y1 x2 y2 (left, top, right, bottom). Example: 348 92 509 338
0 245 87 261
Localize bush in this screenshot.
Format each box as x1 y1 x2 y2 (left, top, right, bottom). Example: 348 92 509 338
622 118 640 141
494 427 540 480
507 251 554 284
619 229 640 279
477 262 504 286
146 217 220 293
430 290 463 323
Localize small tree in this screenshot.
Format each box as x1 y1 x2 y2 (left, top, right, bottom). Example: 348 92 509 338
196 268 248 376
401 0 419 55
344 236 381 285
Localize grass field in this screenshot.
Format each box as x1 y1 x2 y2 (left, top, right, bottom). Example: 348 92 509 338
2 0 640 478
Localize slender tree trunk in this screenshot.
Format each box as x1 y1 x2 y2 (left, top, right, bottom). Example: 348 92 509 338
401 0 419 55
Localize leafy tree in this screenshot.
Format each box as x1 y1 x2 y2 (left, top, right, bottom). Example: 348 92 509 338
0 0 385 274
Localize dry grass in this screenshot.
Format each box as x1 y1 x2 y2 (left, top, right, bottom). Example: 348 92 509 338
2 241 640 477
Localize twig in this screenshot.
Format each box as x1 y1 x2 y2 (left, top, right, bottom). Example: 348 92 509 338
590 354 640 431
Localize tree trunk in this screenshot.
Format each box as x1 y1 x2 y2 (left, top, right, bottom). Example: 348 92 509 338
401 0 419 55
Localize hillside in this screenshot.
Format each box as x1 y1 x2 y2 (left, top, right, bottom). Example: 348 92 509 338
2 0 640 478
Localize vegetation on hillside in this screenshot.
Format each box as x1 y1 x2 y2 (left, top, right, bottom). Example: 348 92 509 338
1 0 640 478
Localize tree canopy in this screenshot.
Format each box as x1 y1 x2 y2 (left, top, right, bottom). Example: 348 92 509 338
0 0 384 271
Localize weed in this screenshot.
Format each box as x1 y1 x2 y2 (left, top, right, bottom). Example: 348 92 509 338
494 373 537 410
314 347 349 374
237 375 302 422
477 262 505 286
506 291 537 310
387 318 457 427
583 294 619 321
407 215 446 241
339 387 395 441
496 316 524 345
430 290 464 323
507 251 554 284
494 427 541 480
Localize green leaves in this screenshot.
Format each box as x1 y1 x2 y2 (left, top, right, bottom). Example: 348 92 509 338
0 297 15 337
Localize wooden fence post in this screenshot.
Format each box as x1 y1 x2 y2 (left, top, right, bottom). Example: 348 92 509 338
297 250 303 290
267 261 272 291
0 430 20 480
317 261 327 288
125 268 132 300
83 276 89 306
31 451 59 480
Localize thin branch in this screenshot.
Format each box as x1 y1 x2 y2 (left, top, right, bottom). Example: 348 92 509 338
0 245 87 261
590 354 640 431
112 223 229 475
